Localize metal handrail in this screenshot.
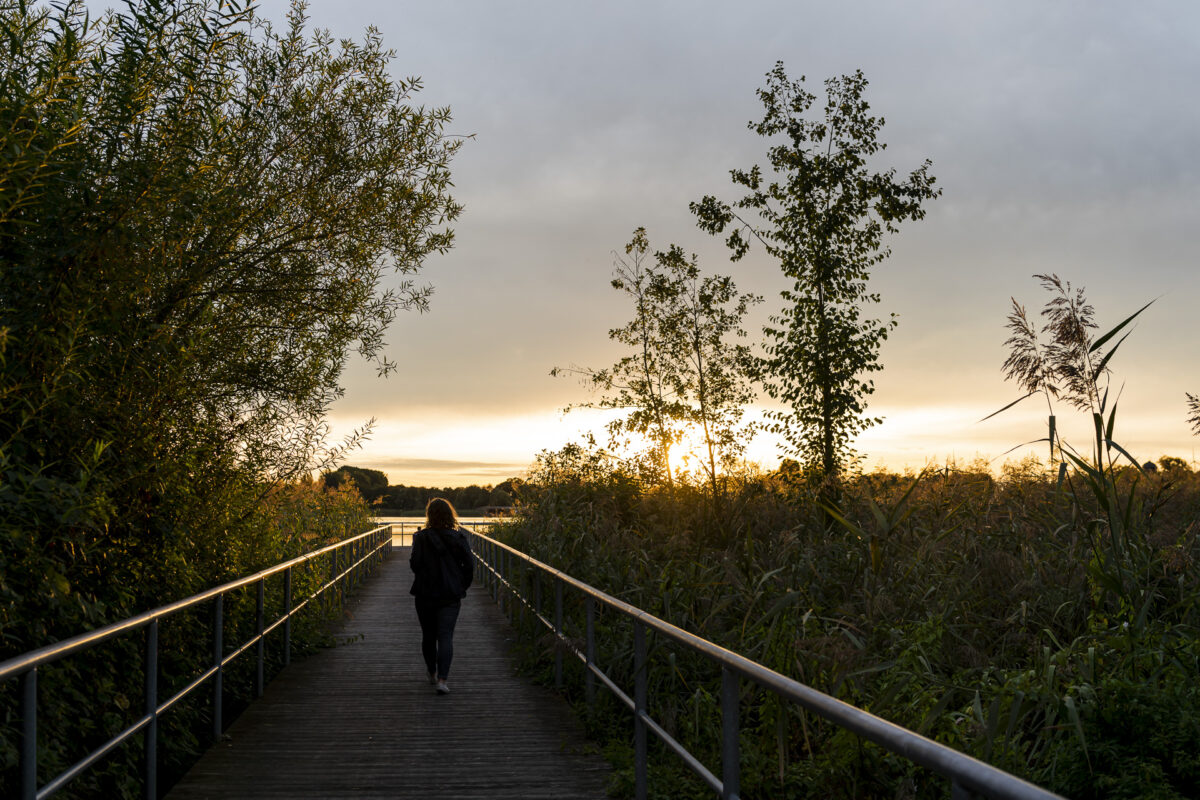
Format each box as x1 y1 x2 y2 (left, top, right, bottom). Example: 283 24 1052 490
468 531 1065 800
0 524 394 800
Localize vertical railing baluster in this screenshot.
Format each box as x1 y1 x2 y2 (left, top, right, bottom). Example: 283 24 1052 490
585 597 596 706
517 560 525 626
212 594 223 742
283 566 293 667
554 577 564 689
634 620 647 800
144 619 158 800
504 549 511 618
489 541 497 598
334 547 342 610
721 666 740 800
20 667 36 800
472 533 480 584
255 578 265 698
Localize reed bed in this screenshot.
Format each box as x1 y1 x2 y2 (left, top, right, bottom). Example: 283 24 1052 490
497 453 1200 799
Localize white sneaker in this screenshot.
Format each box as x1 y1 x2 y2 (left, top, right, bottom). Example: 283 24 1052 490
436 680 450 695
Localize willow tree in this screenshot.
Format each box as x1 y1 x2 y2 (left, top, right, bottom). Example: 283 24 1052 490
0 0 462 649
692 63 939 488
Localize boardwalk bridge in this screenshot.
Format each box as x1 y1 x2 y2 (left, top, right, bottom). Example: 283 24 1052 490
2 526 1063 799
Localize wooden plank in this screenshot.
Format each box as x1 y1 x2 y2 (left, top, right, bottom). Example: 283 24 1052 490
167 548 610 799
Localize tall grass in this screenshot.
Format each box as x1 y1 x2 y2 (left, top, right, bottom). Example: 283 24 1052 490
497 452 1200 799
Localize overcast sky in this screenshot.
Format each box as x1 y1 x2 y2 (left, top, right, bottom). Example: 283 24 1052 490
250 0 1199 487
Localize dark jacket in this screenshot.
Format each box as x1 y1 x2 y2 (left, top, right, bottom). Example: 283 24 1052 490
409 527 474 602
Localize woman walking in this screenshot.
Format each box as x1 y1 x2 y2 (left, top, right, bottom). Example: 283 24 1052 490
409 497 474 694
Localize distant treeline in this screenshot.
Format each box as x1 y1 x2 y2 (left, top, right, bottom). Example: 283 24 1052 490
323 466 522 512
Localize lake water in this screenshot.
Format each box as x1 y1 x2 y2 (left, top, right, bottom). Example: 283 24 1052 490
374 516 510 545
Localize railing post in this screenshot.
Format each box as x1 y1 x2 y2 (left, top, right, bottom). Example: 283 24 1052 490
255 578 265 698
212 594 224 741
504 549 511 618
283 566 293 667
498 548 506 616
20 667 36 800
721 666 739 800
488 541 496 598
504 549 512 616
333 548 342 609
585 597 596 706
554 577 564 689
144 619 158 800
517 560 525 627
634 620 647 800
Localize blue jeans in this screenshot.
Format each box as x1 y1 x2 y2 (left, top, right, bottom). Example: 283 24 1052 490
415 597 461 680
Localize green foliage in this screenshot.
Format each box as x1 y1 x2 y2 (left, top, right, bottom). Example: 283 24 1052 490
691 63 940 484
323 466 389 500
1 0 459 639
0 478 375 797
1 0 457 793
497 445 1200 799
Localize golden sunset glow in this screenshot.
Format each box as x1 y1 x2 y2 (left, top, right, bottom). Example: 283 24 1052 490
300 0 1199 488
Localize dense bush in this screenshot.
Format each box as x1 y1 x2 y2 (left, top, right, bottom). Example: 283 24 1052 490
1 0 457 794
0 478 375 798
497 449 1200 799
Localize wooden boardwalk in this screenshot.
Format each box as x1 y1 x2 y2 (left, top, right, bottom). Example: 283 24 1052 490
168 548 611 799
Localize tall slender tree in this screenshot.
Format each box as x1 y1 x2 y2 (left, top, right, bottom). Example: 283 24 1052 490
553 229 758 494
692 63 939 489
655 244 760 502
553 229 684 483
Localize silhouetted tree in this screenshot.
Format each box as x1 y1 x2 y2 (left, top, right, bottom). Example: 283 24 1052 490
553 228 759 496
693 63 939 493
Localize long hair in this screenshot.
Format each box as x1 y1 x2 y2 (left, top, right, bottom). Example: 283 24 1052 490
425 497 458 530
